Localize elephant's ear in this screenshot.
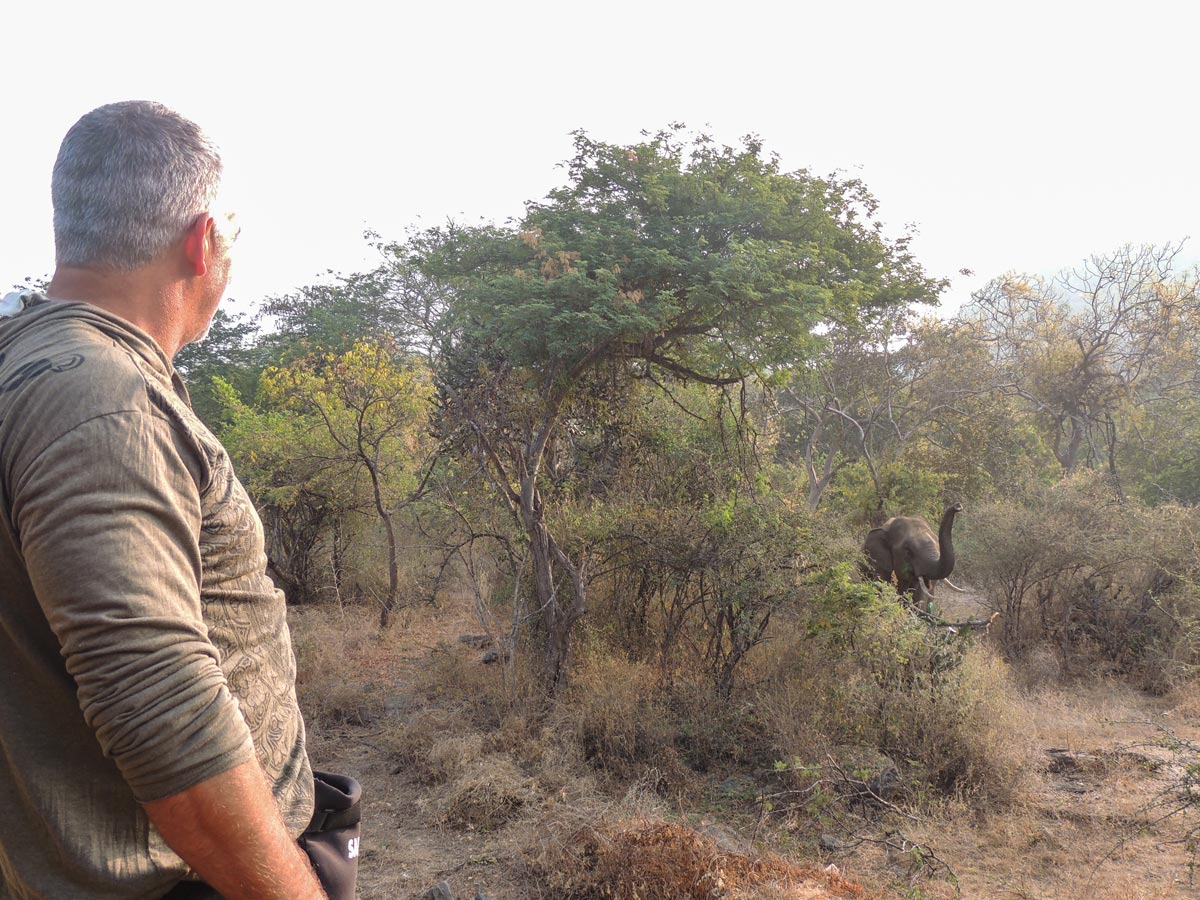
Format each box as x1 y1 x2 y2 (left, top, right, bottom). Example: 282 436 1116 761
864 529 893 577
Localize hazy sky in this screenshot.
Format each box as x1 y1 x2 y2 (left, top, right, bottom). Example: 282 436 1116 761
4 1 1196 318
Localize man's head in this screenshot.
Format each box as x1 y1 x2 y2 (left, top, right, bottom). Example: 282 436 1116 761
48 101 238 354
52 101 227 272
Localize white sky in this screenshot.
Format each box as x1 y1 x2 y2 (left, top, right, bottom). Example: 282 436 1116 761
3 0 1197 318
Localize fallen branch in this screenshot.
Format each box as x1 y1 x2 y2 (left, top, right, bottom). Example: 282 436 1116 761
910 605 1001 631
842 830 960 893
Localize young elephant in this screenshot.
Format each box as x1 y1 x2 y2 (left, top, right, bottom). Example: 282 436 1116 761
863 502 964 603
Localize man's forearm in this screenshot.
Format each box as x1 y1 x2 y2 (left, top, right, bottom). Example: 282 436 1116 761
143 759 326 900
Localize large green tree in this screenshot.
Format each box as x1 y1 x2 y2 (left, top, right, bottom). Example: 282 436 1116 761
385 128 944 688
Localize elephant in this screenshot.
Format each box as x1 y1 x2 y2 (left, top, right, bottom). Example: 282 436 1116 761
863 502 964 604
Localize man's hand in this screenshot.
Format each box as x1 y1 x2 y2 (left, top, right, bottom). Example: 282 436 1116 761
144 759 327 900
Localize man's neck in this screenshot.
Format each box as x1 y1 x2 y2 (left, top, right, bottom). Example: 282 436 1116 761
46 265 191 358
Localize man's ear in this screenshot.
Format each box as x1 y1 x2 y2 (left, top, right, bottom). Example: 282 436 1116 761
183 214 215 277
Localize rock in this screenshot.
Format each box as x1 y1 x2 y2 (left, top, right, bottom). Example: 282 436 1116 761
717 774 758 798
1045 748 1100 773
819 832 844 851
421 880 455 900
697 821 746 853
866 765 900 800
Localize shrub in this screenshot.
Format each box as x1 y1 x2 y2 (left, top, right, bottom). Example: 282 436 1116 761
758 565 1027 804
960 473 1200 690
437 753 539 830
554 651 685 785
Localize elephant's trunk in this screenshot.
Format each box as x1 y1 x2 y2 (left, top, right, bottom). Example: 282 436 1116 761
931 503 962 581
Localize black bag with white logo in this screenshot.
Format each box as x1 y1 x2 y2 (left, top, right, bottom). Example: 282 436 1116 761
299 770 362 900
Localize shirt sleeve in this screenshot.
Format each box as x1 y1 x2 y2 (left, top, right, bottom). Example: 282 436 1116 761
10 409 255 802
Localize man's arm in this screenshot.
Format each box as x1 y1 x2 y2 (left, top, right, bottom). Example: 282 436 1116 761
144 759 326 900
12 410 314 893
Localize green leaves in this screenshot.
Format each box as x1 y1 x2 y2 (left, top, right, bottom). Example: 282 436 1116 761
410 126 942 392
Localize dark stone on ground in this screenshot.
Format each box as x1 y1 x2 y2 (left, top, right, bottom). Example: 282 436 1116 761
819 833 844 851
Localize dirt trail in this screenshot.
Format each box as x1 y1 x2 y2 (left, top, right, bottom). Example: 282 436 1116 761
304 665 526 899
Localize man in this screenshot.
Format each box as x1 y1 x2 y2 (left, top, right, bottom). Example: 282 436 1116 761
0 102 327 899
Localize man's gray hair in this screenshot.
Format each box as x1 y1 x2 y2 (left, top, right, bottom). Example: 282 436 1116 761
52 101 223 271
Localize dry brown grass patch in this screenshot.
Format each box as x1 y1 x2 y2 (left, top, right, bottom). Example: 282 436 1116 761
379 707 474 784
555 651 686 783
290 604 394 727
437 753 540 830
518 816 869 900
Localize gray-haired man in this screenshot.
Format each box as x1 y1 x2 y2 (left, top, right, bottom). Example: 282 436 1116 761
0 102 328 899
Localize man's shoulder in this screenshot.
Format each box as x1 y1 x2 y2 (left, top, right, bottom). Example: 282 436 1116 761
0 317 158 420
0 312 200 478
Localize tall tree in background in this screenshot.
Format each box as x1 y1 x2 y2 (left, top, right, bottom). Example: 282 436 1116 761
174 307 262 428
962 243 1200 495
395 128 943 690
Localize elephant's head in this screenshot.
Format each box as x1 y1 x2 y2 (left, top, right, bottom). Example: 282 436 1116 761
863 502 964 604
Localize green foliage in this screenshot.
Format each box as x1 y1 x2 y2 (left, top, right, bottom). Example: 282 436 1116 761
1123 393 1200 505
175 307 263 429
416 128 943 384
256 338 432 504
219 339 433 613
258 263 425 360
828 457 947 526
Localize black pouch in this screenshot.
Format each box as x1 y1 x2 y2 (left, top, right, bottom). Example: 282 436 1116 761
298 770 362 900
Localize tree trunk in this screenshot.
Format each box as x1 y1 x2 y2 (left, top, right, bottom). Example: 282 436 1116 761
520 493 585 692
365 458 400 628
331 515 348 606
510 401 589 692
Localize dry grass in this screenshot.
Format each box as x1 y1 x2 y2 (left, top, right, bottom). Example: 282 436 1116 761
552 650 690 786
437 753 540 830
515 812 871 900
289 604 394 727
796 674 1200 900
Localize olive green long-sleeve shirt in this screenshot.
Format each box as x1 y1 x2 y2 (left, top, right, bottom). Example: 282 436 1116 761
0 295 313 899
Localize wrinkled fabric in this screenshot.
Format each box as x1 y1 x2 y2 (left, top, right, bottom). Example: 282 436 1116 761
0 296 313 899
